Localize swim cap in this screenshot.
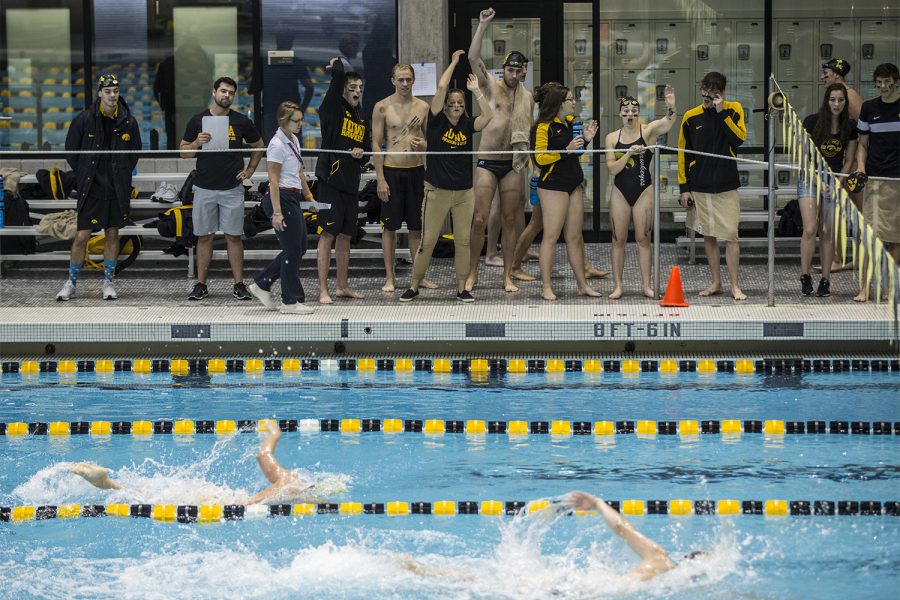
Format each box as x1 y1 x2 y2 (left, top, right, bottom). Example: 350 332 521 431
822 58 850 78
503 51 527 69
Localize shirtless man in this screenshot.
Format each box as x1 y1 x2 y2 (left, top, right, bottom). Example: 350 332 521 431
372 64 436 293
70 423 321 505
466 7 529 293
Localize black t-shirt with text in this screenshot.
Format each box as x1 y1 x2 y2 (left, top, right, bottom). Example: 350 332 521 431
802 114 858 174
425 111 476 190
183 109 262 190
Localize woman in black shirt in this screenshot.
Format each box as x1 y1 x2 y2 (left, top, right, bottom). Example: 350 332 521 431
799 83 858 297
400 50 493 303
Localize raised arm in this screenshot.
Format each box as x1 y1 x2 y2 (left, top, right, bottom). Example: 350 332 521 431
432 50 465 115
468 8 496 98
645 84 677 140
565 491 669 563
468 74 494 131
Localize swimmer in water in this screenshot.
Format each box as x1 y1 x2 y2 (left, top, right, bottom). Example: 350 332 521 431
70 422 323 505
401 490 707 582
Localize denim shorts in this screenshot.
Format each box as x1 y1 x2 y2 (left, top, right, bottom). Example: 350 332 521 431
797 177 833 202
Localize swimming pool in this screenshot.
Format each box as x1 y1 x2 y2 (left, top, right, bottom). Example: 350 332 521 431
1 367 898 599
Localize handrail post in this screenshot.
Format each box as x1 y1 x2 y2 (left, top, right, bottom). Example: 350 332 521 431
767 106 776 307
653 149 661 298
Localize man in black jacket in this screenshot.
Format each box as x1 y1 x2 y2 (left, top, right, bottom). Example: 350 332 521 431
315 58 370 304
58 74 141 301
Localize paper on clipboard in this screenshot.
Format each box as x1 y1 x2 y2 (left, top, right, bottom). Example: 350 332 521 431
411 62 437 96
201 115 230 150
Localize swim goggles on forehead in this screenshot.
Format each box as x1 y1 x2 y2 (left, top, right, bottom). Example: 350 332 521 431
619 97 639 108
97 74 119 90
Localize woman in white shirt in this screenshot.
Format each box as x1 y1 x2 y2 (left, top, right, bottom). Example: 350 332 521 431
248 101 317 314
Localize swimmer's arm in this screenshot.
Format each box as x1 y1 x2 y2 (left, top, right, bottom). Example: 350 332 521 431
467 18 494 99
605 131 631 175
567 492 669 563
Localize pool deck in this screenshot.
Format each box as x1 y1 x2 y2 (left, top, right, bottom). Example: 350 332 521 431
0 244 895 356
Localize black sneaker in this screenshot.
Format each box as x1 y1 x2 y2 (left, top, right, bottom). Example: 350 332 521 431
816 278 831 297
188 282 208 301
456 290 475 303
800 274 813 296
399 288 419 302
233 282 252 301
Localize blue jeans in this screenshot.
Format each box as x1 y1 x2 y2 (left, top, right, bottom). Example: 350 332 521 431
253 189 308 304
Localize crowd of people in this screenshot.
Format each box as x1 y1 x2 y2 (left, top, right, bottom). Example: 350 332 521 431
56 8 900 308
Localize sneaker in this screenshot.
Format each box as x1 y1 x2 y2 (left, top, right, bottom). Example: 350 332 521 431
800 274 813 296
399 288 419 302
151 181 178 203
102 281 117 300
56 280 76 301
456 290 475 303
188 282 209 301
248 282 277 311
233 282 252 301
816 278 831 298
280 302 315 314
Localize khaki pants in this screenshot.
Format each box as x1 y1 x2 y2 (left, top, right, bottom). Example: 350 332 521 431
412 185 474 281
863 179 900 244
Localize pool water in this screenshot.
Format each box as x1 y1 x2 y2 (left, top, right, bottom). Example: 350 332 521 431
1 372 898 599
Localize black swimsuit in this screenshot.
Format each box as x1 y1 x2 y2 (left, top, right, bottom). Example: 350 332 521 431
476 159 515 180
613 127 653 206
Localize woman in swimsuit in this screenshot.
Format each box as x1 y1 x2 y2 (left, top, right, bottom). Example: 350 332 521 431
604 88 677 299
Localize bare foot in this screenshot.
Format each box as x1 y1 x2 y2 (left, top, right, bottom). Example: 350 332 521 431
503 277 519 293
319 292 334 304
381 281 396 293
465 274 478 292
419 279 439 289
608 287 624 300
585 267 609 279
642 287 656 299
511 268 536 282
484 255 504 267
818 261 853 273
542 288 558 301
578 285 602 298
335 287 364 299
524 250 539 262
731 287 747 301
853 291 868 302
699 285 723 297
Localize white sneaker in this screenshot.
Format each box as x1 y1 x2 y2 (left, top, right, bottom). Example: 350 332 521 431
248 282 277 311
151 181 178 203
280 302 315 315
102 281 117 300
56 280 76 301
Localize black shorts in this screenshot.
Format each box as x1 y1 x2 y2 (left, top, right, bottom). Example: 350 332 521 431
77 186 128 231
317 181 358 237
380 165 424 232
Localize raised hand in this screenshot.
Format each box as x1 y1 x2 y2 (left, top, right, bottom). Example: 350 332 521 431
451 49 465 63
480 8 495 22
664 84 676 109
466 73 480 92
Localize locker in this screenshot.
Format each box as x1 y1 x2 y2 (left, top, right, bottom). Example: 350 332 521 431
817 20 856 85
611 21 652 69
774 82 815 147
775 20 816 82
732 20 764 84
858 20 898 85
650 68 691 120
653 22 692 68
693 20 731 77
728 81 764 147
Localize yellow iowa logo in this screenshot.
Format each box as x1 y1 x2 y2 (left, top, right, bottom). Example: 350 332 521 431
341 118 365 143
121 133 130 141
228 125 236 141
441 130 467 146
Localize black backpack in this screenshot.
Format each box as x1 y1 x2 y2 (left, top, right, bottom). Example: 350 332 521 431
35 168 77 199
777 199 803 237
1 193 38 254
155 204 197 255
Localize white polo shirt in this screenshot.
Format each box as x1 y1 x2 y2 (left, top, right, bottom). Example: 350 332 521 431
266 129 304 189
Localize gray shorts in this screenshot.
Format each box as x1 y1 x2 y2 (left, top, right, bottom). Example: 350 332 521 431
192 185 245 236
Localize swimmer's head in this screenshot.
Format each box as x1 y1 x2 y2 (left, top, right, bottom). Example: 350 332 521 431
391 64 415 96
618 96 640 121
681 550 710 562
502 51 527 89
343 73 364 107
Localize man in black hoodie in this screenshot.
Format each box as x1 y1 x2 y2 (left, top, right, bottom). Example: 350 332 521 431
57 74 141 301
315 58 371 304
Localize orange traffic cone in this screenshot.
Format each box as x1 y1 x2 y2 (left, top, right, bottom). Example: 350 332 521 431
659 266 689 307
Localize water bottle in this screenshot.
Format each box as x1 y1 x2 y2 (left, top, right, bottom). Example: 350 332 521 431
0 175 5 229
572 122 584 156
529 175 540 206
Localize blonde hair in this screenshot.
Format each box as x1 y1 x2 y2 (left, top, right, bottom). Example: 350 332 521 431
276 101 302 127
392 64 415 79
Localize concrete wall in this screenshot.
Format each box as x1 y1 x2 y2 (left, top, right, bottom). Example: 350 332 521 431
398 0 450 99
